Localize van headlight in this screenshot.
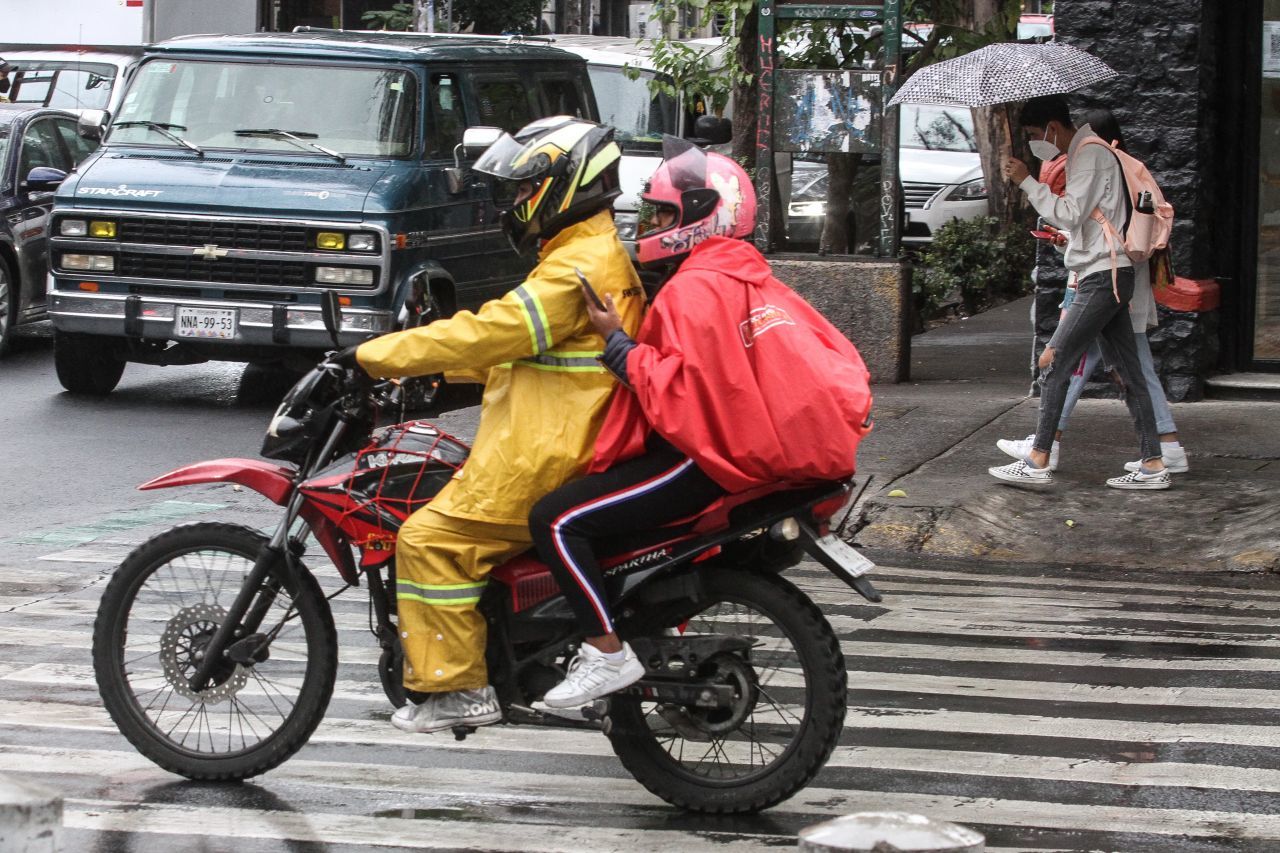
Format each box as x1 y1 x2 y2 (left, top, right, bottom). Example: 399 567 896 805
61 253 115 271
315 267 374 285
347 233 377 252
946 179 988 201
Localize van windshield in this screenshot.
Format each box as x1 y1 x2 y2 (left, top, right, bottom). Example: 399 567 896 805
588 66 678 153
109 60 416 158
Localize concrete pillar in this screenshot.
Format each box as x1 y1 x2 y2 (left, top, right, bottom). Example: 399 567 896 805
798 811 984 853
0 776 62 853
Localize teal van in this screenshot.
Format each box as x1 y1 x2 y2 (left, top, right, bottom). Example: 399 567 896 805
47 30 596 394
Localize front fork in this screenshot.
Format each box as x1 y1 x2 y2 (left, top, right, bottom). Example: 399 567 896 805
188 420 349 692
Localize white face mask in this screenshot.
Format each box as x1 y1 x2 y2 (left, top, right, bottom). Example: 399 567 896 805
1028 128 1060 161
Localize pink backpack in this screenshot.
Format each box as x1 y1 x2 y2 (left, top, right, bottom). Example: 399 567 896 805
1075 137 1175 297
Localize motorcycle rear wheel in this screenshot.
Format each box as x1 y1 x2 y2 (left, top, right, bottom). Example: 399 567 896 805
92 522 338 780
607 567 846 813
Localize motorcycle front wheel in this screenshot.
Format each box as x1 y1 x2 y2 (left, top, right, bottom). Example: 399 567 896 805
607 567 846 813
93 522 338 780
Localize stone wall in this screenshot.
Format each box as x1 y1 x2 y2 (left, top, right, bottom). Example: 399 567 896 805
770 256 911 383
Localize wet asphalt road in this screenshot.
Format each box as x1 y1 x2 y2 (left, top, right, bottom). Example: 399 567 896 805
2 324 1280 852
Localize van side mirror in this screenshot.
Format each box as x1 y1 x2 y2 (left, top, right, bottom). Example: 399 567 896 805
456 126 503 166
78 110 109 141
690 115 732 147
24 167 67 193
447 126 503 195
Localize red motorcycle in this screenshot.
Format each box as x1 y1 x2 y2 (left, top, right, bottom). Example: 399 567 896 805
92 298 881 814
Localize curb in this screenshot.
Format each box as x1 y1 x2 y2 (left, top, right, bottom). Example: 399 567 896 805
0 775 62 853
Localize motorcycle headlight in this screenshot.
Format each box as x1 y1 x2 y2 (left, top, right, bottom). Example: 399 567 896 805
946 179 988 202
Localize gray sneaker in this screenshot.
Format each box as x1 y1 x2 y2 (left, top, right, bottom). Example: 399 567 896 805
390 686 503 734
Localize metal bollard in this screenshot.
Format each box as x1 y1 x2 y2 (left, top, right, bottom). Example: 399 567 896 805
798 811 984 853
0 776 62 853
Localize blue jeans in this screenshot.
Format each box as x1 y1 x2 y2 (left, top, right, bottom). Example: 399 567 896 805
1035 269 1161 461
1057 333 1177 435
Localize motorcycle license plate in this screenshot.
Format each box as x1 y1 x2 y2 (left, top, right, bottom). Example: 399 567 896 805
176 306 237 340
811 532 875 579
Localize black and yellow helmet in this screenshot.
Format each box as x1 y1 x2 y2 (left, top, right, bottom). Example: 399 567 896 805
472 116 622 253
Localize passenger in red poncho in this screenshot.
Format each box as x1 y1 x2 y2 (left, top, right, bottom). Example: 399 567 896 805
528 138 873 709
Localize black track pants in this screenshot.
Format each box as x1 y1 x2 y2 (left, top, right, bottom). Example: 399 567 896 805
529 443 726 636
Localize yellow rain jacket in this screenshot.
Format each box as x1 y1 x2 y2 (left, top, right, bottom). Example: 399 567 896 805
357 209 644 525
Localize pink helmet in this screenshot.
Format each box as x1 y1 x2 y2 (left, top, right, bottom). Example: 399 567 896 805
636 137 758 268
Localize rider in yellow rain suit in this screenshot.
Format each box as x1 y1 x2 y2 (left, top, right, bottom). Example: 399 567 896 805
356 117 643 733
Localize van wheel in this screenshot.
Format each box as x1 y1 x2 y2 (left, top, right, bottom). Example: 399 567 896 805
55 331 126 395
0 258 16 357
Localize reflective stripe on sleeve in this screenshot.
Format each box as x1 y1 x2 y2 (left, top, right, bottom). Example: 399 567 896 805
516 351 605 373
513 285 553 353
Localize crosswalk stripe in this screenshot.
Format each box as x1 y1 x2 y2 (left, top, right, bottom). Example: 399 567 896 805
796 562 1280 599
63 799 792 852
11 660 1280 712
2 737 1273 843
3 690 1279 754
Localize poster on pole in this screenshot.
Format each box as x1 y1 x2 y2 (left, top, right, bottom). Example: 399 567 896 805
775 70 882 154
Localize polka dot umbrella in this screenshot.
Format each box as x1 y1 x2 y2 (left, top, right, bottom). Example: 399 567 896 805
888 42 1118 108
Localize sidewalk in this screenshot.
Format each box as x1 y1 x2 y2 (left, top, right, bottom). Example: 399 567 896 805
845 297 1280 573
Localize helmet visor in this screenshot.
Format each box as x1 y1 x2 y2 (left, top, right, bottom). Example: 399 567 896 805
637 199 679 237
472 132 554 182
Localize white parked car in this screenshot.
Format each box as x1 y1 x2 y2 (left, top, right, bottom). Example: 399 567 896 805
787 103 986 249
0 46 141 119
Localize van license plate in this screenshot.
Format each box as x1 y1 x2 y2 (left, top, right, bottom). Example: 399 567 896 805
812 533 875 578
176 307 237 339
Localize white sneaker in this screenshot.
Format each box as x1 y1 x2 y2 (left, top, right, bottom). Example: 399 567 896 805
997 434 1060 471
1124 444 1189 474
390 686 502 733
988 458 1054 486
543 642 645 709
1107 467 1172 490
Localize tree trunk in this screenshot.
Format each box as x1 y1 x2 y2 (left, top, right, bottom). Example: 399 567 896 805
730 10 758 167
563 0 584 33
972 103 1032 231
820 153 857 255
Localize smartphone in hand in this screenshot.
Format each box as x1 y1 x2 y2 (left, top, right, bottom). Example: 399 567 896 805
574 266 607 311
1029 229 1057 240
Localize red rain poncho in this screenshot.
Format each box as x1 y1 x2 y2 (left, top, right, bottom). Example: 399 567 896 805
590 237 873 492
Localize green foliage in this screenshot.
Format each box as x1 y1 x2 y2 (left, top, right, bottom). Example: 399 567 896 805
454 0 543 34
626 0 755 114
916 216 1034 316
362 3 414 30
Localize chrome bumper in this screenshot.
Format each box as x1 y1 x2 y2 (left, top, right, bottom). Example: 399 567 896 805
49 290 394 348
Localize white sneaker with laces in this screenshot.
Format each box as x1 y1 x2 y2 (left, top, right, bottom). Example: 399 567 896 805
543 642 645 709
1106 467 1172 490
988 458 1054 486
1124 444 1189 474
390 686 502 733
996 434 1060 471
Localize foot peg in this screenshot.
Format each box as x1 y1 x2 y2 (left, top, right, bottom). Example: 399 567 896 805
451 725 477 741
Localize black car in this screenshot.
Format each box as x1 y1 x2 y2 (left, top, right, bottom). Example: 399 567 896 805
0 105 99 354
